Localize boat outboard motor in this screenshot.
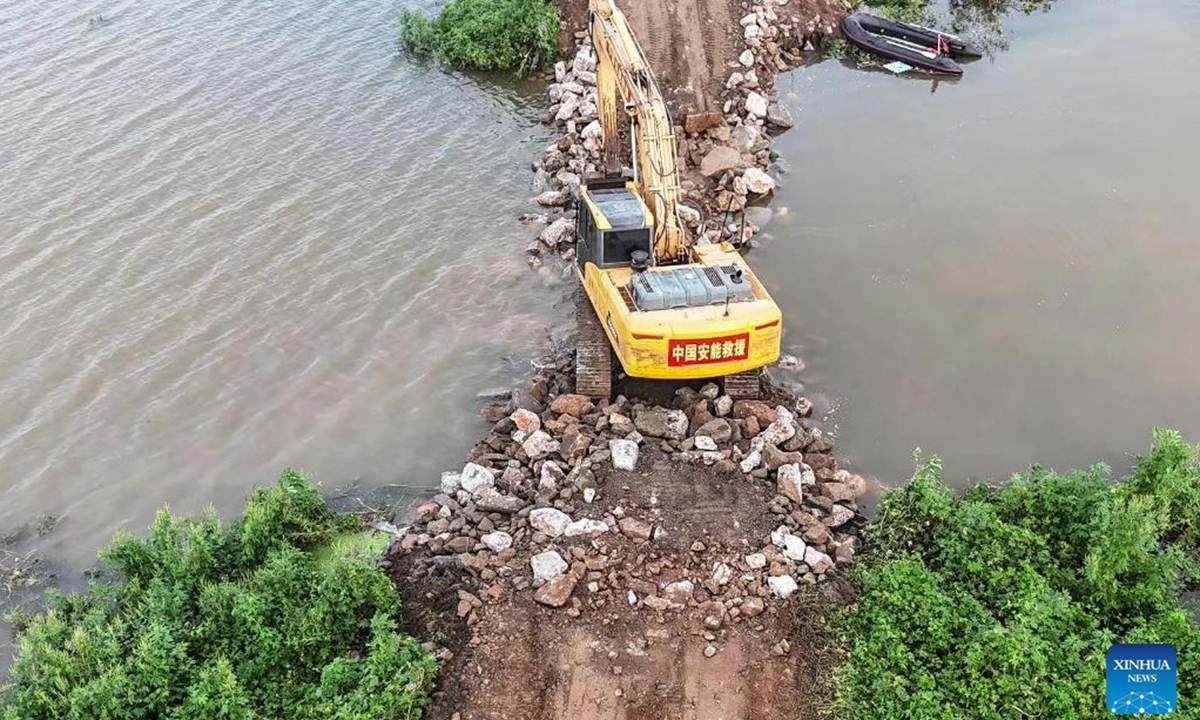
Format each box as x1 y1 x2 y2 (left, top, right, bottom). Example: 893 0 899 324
631 250 650 273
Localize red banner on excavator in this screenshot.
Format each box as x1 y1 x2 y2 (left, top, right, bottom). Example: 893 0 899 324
667 333 750 367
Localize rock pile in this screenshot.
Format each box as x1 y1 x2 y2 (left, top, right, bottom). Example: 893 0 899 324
524 41 604 269
387 350 866 629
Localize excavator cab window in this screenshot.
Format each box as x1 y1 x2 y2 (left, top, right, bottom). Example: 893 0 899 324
600 228 651 267
577 186 653 271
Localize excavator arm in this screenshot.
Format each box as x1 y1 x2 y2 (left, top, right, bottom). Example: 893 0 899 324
588 0 687 263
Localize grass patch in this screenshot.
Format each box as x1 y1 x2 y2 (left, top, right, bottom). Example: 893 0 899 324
870 0 934 24
0 470 436 720
400 0 560 77
836 429 1200 719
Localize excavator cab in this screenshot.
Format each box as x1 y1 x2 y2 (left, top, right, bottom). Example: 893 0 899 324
575 180 653 272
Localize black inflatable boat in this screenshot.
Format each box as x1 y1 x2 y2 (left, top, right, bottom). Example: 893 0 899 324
841 12 976 75
853 13 983 58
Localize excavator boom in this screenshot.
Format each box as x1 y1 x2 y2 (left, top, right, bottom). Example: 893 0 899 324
572 0 783 400
589 0 686 262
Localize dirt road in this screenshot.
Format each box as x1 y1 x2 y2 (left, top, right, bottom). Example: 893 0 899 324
618 0 737 113
412 452 840 720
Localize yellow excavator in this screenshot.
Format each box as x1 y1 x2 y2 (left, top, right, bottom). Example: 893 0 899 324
574 0 782 400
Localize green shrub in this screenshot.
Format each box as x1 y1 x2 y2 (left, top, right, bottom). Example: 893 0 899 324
0 470 436 720
837 432 1200 719
400 0 560 76
871 0 934 24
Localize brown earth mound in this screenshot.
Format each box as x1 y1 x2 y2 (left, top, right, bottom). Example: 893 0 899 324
392 446 852 720
557 0 848 116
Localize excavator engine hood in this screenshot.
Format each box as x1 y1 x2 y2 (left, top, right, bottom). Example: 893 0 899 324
630 265 757 311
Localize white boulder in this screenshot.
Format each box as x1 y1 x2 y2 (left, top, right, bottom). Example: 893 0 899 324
529 507 572 538
531 550 568 583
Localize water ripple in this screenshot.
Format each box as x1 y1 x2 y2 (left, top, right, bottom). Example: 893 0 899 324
0 0 560 569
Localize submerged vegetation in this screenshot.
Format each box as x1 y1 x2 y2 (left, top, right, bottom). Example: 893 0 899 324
836 430 1200 719
0 471 436 720
400 0 560 77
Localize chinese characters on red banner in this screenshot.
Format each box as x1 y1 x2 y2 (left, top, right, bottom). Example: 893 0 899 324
667 333 750 367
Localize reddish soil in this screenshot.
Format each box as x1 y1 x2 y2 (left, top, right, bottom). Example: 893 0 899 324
394 450 849 720
558 0 848 116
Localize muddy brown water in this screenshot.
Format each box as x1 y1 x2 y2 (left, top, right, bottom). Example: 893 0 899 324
0 0 563 578
759 0 1200 489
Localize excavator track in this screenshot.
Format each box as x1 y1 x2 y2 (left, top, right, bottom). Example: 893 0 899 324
575 291 614 401
723 369 763 400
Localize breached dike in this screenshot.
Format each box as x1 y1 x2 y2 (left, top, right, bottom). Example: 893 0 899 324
388 346 868 626
386 0 863 630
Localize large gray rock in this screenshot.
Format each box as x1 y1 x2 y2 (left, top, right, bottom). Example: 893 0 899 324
539 217 574 248
805 546 835 574
530 507 572 537
695 418 733 443
460 463 494 494
609 438 639 470
481 531 513 553
729 124 762 152
739 448 762 474
555 97 579 122
825 504 856 529
572 47 597 75
711 562 733 586
770 524 792 549
776 464 804 503
741 167 776 195
635 408 687 439
440 471 462 495
744 91 768 118
522 430 560 460
535 190 567 207
539 461 565 493
759 406 797 446
564 518 609 537
694 435 718 452
474 487 524 514
768 574 799 599
531 550 568 583
700 146 742 178
782 534 807 563
766 102 794 128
